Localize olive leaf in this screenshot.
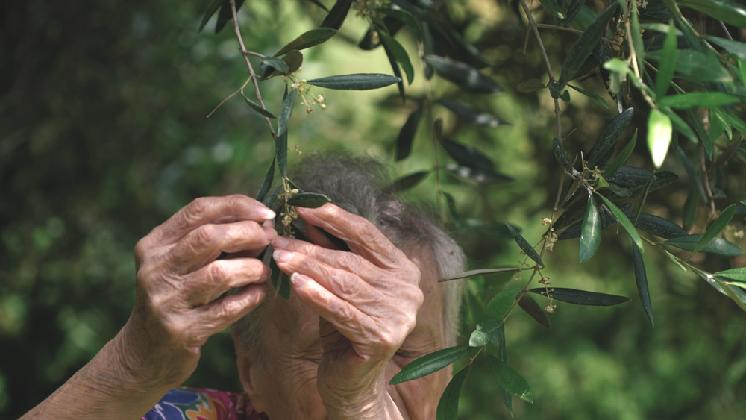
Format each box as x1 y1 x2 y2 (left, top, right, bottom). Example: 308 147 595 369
277 87 297 177
395 103 423 161
287 192 332 208
307 74 401 90
436 365 470 420
587 107 634 169
379 30 414 85
579 195 601 263
695 203 738 251
506 225 543 267
631 244 654 326
274 28 337 56
655 22 679 98
443 267 523 281
425 55 500 93
383 171 429 193
597 194 644 251
518 295 550 328
496 363 533 404
256 159 275 203
320 0 352 30
530 287 630 306
390 345 472 384
715 268 746 282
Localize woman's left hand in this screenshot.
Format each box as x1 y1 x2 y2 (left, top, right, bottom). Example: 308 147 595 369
272 203 423 419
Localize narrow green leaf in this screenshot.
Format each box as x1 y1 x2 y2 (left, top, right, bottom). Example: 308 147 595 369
256 159 275 203
307 73 400 90
597 194 644 251
242 96 277 119
579 195 601 263
506 225 544 267
199 0 224 31
553 137 574 174
437 99 504 127
496 325 512 414
655 21 679 98
558 3 620 87
661 107 697 143
707 36 746 60
214 0 245 33
496 363 533 404
395 104 423 161
320 0 352 30
481 282 524 329
605 130 637 177
587 107 634 169
695 204 738 250
425 55 500 93
288 192 332 208
379 31 414 84
529 287 630 306
607 166 678 192
647 49 732 82
630 0 645 72
658 92 741 109
678 0 746 28
518 295 550 328
567 83 611 110
715 268 746 282
436 366 470 420
277 88 297 177
384 171 429 193
647 109 672 168
634 213 687 239
390 345 471 384
274 28 338 57
305 0 329 12
665 234 743 256
440 138 513 182
631 244 654 326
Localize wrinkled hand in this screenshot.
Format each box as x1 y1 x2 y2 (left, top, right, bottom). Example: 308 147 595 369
121 195 276 388
272 204 423 419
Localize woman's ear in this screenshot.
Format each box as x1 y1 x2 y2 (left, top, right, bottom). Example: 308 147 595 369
232 332 267 413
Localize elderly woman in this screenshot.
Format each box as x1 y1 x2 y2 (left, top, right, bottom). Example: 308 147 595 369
23 157 464 419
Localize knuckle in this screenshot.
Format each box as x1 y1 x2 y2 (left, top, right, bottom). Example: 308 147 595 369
192 224 217 247
208 261 228 283
186 197 211 220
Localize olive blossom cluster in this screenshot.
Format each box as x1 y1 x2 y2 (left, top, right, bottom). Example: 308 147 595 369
233 155 466 359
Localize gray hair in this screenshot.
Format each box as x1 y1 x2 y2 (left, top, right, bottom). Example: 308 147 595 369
233 155 465 358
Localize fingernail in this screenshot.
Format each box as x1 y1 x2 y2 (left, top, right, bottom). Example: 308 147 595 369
259 208 276 220
272 236 290 248
273 249 292 263
290 272 308 286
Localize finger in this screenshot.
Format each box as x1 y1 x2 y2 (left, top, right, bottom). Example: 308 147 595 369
153 195 275 244
189 284 267 344
183 258 269 306
273 249 383 309
303 223 348 250
271 236 378 276
168 220 270 273
296 204 405 268
289 273 377 348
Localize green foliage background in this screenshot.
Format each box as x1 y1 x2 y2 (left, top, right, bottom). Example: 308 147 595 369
1 0 745 418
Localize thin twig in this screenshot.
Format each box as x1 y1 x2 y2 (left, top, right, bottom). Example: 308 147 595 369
229 0 276 138
206 78 251 119
719 21 734 40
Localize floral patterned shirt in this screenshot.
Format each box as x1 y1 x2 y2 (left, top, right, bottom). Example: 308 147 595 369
143 388 267 420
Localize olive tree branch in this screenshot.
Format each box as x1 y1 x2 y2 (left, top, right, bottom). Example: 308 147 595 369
229 0 276 138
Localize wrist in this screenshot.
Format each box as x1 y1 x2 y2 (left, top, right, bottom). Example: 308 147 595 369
319 371 398 420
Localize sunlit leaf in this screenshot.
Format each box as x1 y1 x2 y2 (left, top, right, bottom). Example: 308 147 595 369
655 22 679 98
678 0 746 28
274 28 338 56
579 195 601 263
496 363 534 404
530 287 630 306
631 244 654 326
587 107 634 169
715 268 746 282
647 109 672 168
436 366 469 420
647 49 732 82
558 3 620 88
658 92 742 109
390 345 471 384
425 55 500 93
695 204 738 250
307 73 400 90
320 0 352 30
597 194 644 251
384 171 429 193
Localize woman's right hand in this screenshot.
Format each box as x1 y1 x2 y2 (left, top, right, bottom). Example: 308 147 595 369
118 195 276 389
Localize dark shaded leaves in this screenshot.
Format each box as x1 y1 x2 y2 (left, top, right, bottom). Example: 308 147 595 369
496 363 533 404
597 194 644 251
425 55 500 93
384 171 429 193
288 192 332 208
443 267 523 281
530 287 630 306
558 3 620 87
390 345 471 384
655 22 678 98
243 96 277 119
275 28 338 57
307 73 401 90
695 203 738 250
605 130 637 177
658 92 742 109
215 0 245 33
441 138 513 182
665 234 743 256
436 366 469 420
437 99 503 127
256 159 275 203
320 0 352 30
631 244 654 326
277 88 297 177
678 0 746 28
380 31 414 84
507 225 543 267
518 295 550 328
395 104 423 160
587 107 634 169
